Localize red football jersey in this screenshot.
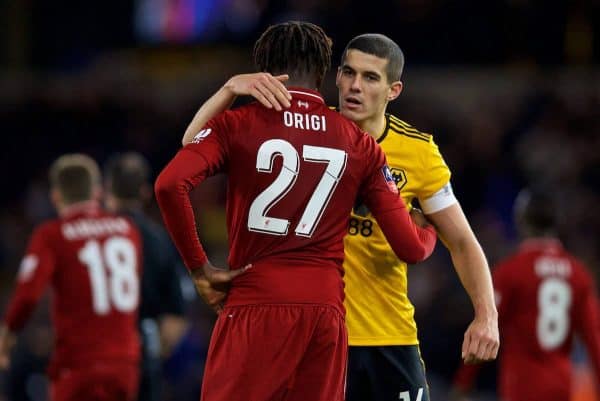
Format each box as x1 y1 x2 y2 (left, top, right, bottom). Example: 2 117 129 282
454 238 600 401
155 87 436 313
3 201 142 372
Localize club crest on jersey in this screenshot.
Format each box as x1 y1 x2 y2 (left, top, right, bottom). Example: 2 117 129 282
381 165 398 194
192 128 212 143
390 168 408 191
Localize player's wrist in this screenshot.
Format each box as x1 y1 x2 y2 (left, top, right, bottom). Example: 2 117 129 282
473 301 498 321
190 265 208 280
222 77 242 97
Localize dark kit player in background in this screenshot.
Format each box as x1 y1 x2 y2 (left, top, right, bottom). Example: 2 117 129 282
0 154 142 401
104 152 187 401
155 21 437 401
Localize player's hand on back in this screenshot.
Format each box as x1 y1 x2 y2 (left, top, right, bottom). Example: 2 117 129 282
190 270 228 314
461 314 499 364
201 261 252 284
190 262 252 314
224 73 291 111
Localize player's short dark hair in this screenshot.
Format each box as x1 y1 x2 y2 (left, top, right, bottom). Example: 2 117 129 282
104 152 150 200
253 21 333 89
514 187 557 234
341 33 405 83
49 154 100 204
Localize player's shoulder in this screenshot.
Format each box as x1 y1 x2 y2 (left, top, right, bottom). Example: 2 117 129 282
563 251 595 284
386 114 433 144
324 106 372 144
33 218 62 237
492 250 529 275
131 212 170 243
209 103 258 127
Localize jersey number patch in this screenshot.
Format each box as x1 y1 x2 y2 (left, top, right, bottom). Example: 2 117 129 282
537 277 572 350
248 139 347 237
78 237 139 315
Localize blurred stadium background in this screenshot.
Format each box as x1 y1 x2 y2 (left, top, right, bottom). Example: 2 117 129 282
1 0 599 400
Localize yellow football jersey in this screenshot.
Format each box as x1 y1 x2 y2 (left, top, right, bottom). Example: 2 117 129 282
343 114 451 345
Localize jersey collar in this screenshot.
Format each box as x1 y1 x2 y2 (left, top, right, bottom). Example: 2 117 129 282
520 237 563 252
60 200 101 218
376 114 392 143
287 87 325 104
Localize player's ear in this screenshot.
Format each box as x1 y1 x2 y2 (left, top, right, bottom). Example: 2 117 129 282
92 185 103 202
50 188 62 210
388 81 403 101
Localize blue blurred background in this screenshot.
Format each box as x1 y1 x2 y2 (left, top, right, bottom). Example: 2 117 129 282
1 0 599 400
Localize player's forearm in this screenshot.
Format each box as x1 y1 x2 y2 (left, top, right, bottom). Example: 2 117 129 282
429 204 496 318
182 85 237 146
155 151 209 270
376 207 437 264
449 238 497 318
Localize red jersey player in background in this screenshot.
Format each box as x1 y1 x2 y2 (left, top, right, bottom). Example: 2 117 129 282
155 21 437 401
0 154 142 401
452 187 600 401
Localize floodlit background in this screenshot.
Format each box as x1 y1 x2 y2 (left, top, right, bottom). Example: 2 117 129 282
1 1 599 400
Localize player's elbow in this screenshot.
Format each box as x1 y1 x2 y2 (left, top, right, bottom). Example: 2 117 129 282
388 240 426 264
401 244 429 264
154 167 178 203
391 230 436 264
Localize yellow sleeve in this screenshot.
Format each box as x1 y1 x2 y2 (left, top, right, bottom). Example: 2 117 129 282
415 136 451 200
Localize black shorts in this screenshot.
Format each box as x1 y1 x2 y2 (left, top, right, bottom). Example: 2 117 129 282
346 345 430 401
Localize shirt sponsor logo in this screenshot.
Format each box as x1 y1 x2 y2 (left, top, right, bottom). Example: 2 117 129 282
192 128 212 143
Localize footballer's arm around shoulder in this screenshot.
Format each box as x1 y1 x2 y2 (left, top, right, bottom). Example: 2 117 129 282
182 85 238 146
182 73 291 146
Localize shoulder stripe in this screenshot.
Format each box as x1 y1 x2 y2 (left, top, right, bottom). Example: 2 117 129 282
389 122 430 138
389 115 416 130
389 126 431 142
388 116 431 139
389 121 429 137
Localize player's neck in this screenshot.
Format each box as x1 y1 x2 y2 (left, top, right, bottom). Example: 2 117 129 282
358 114 387 141
286 79 318 91
59 199 99 217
